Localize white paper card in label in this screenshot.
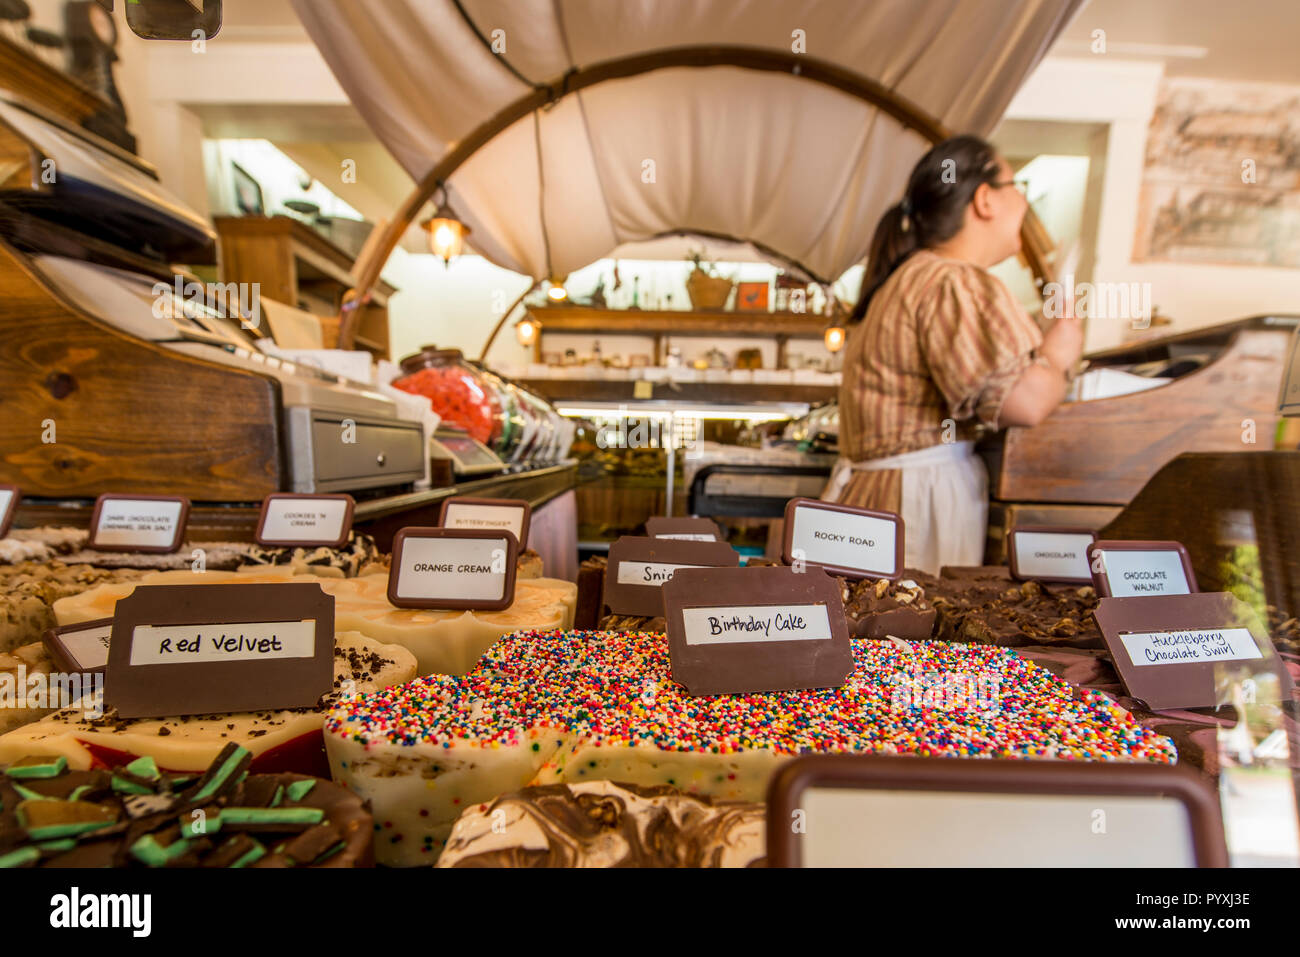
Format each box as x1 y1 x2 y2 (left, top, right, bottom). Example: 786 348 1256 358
394 536 507 602
0 489 13 522
615 561 708 586
1013 532 1094 580
1101 550 1192 597
789 507 897 576
129 619 317 666
62 623 113 670
442 503 525 541
1120 628 1262 666
654 533 716 542
260 498 350 543
681 603 832 645
94 500 183 549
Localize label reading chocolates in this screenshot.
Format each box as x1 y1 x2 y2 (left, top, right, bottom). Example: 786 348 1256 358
1088 540 1197 598
782 498 903 580
439 497 531 546
88 495 189 553
1120 628 1262 667
644 516 721 542
603 536 739 617
664 565 852 696
1093 592 1289 711
1007 527 1095 582
681 603 832 645
0 484 18 538
129 620 317 666
44 619 113 675
388 527 518 611
105 583 335 719
256 494 354 547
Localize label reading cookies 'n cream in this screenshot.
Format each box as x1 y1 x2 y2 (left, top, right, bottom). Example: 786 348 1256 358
1120 628 1262 667
615 561 708 586
783 498 903 580
130 620 317 666
388 528 518 611
257 494 353 546
682 603 832 645
89 495 188 552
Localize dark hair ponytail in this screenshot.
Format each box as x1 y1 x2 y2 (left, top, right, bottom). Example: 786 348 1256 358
850 134 1001 322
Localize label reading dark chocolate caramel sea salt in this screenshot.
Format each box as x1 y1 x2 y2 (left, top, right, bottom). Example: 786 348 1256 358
1093 592 1289 711
1006 526 1095 583
439 497 532 546
255 493 355 547
664 565 852 696
388 527 518 611
1087 540 1198 598
604 537 739 618
782 498 904 581
87 494 189 553
106 583 335 719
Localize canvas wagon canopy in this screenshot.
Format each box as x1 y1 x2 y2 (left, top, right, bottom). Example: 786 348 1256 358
292 0 1083 303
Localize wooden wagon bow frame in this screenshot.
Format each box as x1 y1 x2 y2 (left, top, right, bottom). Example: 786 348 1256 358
337 45 1058 351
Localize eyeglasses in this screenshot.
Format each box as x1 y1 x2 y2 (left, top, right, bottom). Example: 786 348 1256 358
990 178 1031 196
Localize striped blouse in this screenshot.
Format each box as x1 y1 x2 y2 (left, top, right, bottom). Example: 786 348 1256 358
839 249 1044 463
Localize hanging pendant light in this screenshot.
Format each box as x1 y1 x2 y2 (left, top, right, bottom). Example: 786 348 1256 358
823 324 846 353
546 275 568 302
515 315 541 346
421 182 470 266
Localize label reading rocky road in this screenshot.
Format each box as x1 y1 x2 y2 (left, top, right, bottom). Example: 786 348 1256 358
782 498 903 580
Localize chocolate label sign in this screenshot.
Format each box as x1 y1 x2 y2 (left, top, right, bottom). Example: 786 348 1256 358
664 565 853 696
105 583 335 719
645 516 721 542
782 497 904 581
255 493 354 547
44 618 113 675
388 527 518 611
1093 592 1288 711
1088 540 1197 598
439 497 531 546
0 484 18 538
603 536 739 617
88 494 189 553
1007 526 1095 583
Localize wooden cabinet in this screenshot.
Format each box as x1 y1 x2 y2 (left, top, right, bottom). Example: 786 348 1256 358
214 215 396 360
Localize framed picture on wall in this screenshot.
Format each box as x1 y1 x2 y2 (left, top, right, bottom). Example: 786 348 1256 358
232 162 265 216
735 281 770 312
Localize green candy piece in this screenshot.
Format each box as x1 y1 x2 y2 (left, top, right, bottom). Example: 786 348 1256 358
12 784 43 802
36 839 77 852
129 834 191 868
221 807 324 827
269 786 284 808
189 746 252 803
124 756 161 782
285 779 316 802
231 843 266 868
25 820 114 841
5 756 67 780
0 847 40 868
111 776 152 796
67 785 94 802
181 811 222 839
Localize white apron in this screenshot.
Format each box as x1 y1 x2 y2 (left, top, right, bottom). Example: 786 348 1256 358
821 441 988 576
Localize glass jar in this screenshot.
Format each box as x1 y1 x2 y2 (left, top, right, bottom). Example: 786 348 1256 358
392 346 506 449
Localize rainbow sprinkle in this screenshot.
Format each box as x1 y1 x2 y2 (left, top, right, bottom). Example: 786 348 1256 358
326 630 1176 764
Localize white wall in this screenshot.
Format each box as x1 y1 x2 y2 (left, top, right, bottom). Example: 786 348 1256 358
1006 57 1300 351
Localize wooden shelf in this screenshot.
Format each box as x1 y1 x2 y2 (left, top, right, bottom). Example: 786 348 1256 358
525 304 835 367
518 378 837 406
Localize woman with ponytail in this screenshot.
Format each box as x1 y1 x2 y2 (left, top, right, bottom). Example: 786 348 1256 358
824 134 1083 574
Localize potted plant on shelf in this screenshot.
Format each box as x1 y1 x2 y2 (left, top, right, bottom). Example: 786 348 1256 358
685 249 735 311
